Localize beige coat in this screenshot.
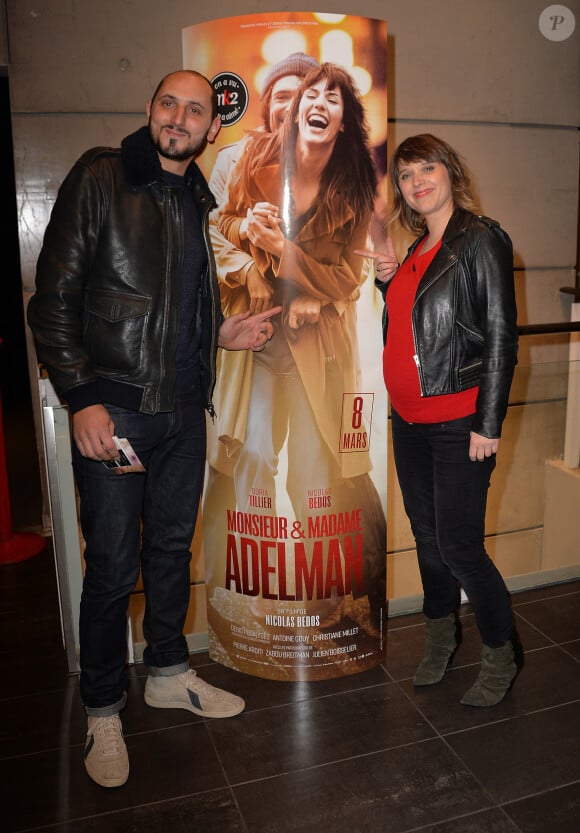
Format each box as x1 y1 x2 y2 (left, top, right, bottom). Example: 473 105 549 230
208 163 373 479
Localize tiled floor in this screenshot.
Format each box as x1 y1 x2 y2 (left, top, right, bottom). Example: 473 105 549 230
1 540 579 833
1 396 579 833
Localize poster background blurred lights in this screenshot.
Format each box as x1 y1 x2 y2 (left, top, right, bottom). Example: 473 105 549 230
183 11 388 179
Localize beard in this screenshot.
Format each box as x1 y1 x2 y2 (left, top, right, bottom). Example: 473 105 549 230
151 124 208 163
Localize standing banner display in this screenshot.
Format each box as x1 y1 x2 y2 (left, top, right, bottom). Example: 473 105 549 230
184 12 388 680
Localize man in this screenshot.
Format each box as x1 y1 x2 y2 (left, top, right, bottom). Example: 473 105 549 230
210 51 319 203
27 70 279 789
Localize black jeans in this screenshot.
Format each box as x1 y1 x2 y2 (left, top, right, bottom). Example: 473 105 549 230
391 409 513 648
73 390 206 714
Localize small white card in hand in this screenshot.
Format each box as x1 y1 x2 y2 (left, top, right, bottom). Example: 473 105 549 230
102 437 146 474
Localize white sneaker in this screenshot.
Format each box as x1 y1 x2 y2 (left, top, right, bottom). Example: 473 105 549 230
84 715 129 788
144 669 245 718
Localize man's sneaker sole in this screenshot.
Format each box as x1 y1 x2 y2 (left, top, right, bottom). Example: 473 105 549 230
85 760 129 788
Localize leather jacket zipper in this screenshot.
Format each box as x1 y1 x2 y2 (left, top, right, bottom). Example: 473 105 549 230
201 194 218 418
411 249 457 397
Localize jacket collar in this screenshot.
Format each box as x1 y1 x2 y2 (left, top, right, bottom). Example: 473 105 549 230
442 205 473 244
120 126 214 204
407 205 474 257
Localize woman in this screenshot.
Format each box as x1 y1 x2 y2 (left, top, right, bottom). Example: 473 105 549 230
374 134 519 706
210 63 386 627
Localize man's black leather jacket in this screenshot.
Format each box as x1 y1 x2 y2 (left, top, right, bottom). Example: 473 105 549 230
376 206 518 438
28 126 222 416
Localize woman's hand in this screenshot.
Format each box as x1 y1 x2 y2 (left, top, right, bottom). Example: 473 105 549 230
355 237 399 283
287 295 321 329
251 202 280 222
469 432 499 461
219 306 282 352
240 202 279 240
245 203 284 257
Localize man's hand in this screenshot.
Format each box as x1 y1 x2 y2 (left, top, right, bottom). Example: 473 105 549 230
469 431 499 462
73 404 118 461
219 306 282 352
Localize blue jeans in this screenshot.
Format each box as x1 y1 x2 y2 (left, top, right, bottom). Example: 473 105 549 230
391 409 513 647
72 390 206 715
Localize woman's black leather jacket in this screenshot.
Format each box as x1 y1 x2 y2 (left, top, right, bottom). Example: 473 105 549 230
28 126 222 416
376 206 518 438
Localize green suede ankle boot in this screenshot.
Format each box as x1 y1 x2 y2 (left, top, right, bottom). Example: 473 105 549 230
413 613 457 686
460 641 517 707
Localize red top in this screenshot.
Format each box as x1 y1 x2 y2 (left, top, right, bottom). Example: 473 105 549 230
383 238 478 423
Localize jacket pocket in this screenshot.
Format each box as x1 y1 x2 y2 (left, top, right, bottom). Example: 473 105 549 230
457 358 482 390
83 290 151 376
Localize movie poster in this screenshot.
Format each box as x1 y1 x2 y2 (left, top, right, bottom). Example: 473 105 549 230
183 12 388 680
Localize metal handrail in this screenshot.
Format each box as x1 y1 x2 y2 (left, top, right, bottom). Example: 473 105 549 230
518 322 580 336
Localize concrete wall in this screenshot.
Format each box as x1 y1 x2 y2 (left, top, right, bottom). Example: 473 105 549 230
4 1 579 636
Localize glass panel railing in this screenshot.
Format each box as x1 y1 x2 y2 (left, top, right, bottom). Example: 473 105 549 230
485 321 579 593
